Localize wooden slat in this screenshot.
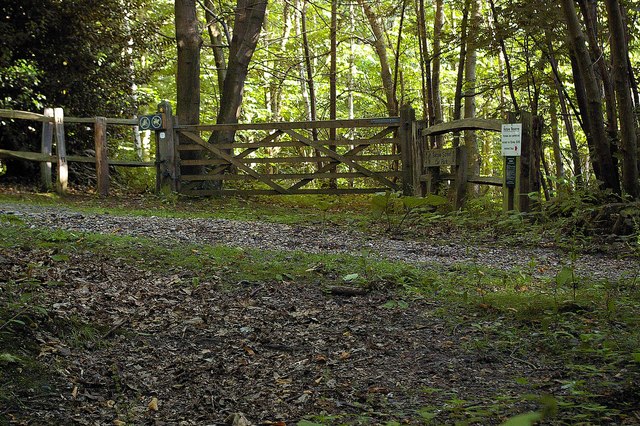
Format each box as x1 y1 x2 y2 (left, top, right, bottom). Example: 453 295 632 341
0 149 154 169
94 117 109 196
176 137 399 151
181 171 403 181
181 187 391 196
179 154 401 166
54 108 68 194
0 149 55 162
65 117 137 125
0 109 47 121
180 130 290 194
422 118 504 136
40 108 54 190
288 127 398 191
178 117 400 132
208 130 283 176
0 109 137 125
283 129 400 191
467 175 503 186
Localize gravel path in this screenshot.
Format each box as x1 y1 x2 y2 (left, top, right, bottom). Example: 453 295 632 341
1 201 637 281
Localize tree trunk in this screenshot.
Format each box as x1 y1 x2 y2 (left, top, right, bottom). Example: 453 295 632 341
416 0 434 130
328 0 337 188
549 90 565 182
432 0 444 148
578 0 619 163
560 0 620 193
545 35 582 187
204 0 227 95
605 0 640 198
358 0 398 116
488 0 519 112
452 0 469 148
175 0 203 176
464 0 480 185
299 0 321 171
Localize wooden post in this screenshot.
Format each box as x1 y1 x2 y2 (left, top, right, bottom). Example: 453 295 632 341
454 145 468 209
503 112 518 212
53 108 67 195
502 111 534 212
400 105 421 196
40 108 54 191
95 116 109 197
155 101 178 193
518 111 533 212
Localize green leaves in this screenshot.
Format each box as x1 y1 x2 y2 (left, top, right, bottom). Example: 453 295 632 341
555 266 574 287
500 412 542 426
0 353 22 364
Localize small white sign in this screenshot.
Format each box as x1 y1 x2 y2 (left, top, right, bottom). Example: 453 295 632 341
501 123 522 156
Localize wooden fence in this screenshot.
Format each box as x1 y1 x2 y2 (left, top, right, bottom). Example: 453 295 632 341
0 103 540 212
0 108 152 196
155 102 420 196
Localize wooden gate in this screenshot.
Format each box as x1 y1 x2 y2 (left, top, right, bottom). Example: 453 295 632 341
157 103 421 196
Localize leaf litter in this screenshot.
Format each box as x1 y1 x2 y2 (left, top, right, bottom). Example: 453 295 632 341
1 202 639 424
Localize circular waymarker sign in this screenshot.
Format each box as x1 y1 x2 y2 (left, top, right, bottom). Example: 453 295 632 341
151 115 163 130
138 116 151 130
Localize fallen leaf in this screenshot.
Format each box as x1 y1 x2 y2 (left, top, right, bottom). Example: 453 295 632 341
148 396 159 411
314 354 327 363
225 412 252 426
243 345 255 356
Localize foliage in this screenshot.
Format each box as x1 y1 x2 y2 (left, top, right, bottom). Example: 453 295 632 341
0 0 167 178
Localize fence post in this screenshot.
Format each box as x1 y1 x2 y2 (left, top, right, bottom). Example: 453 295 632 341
40 108 54 191
454 145 468 209
400 105 421 196
95 116 109 197
53 107 67 195
502 111 534 212
155 101 178 193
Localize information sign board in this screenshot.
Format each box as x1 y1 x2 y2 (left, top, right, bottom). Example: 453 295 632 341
501 123 522 156
138 114 165 131
505 156 517 188
425 148 457 167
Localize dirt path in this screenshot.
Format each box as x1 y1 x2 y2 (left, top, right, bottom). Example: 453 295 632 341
2 201 639 424
1 201 637 281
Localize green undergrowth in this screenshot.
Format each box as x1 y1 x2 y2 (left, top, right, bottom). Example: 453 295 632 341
1 217 639 424
0 191 373 229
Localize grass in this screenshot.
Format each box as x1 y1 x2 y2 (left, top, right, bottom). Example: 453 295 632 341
1 195 639 424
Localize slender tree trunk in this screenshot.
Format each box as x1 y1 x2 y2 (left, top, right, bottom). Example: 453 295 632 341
393 0 407 107
432 0 444 148
416 0 434 130
206 0 267 189
488 0 519 112
464 0 480 185
605 0 640 198
578 0 619 164
329 0 337 187
358 0 398 116
175 0 203 177
560 0 620 193
204 0 227 95
549 90 565 182
452 0 469 148
546 35 582 187
300 0 321 171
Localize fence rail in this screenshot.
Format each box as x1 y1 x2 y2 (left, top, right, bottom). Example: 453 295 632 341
0 108 149 196
1 104 540 212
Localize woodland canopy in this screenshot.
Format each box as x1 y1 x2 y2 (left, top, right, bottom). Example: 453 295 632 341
0 0 639 200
